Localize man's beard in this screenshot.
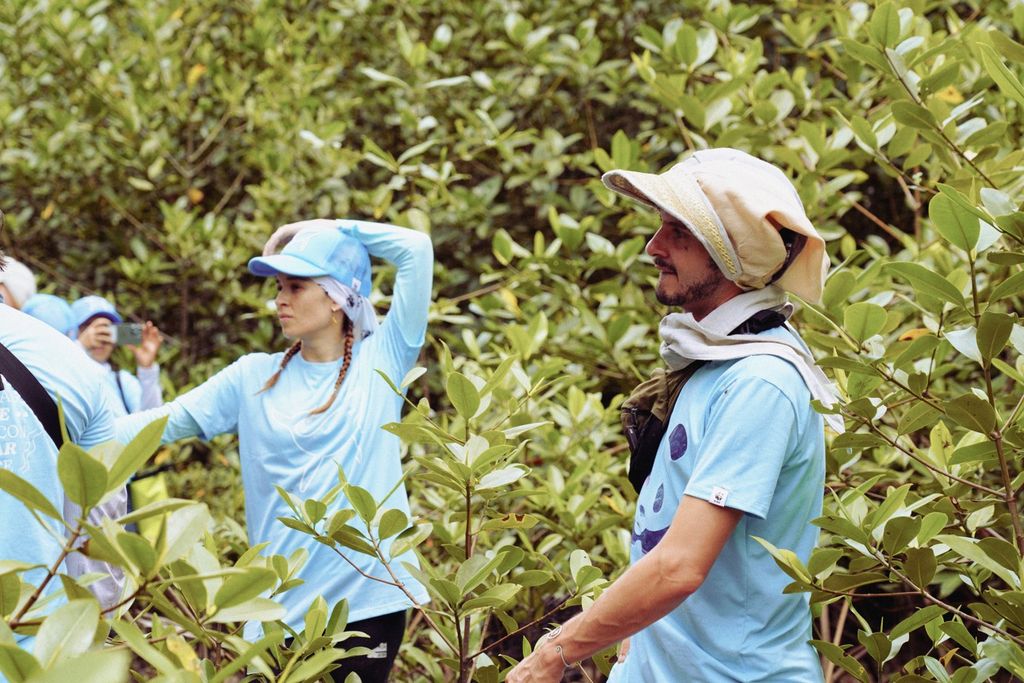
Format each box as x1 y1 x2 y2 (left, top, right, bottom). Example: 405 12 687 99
655 270 724 308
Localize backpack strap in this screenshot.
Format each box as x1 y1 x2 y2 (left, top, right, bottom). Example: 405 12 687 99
620 308 789 494
0 341 64 449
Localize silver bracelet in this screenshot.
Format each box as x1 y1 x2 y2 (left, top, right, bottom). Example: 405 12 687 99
545 625 572 668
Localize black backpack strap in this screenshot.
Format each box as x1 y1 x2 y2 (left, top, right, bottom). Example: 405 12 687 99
621 308 789 494
0 341 64 449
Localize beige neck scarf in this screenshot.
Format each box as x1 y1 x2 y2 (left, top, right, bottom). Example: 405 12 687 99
659 286 844 433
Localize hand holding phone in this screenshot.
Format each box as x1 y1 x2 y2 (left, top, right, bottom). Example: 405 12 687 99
124 321 163 368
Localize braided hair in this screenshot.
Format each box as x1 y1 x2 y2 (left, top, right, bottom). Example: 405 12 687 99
258 317 355 416
310 316 354 415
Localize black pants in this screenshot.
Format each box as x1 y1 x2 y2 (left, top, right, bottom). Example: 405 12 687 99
327 610 406 683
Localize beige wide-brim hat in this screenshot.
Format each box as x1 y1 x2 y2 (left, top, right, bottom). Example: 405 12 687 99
602 148 829 304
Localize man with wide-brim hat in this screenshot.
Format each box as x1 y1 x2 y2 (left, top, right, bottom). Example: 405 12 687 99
509 148 838 682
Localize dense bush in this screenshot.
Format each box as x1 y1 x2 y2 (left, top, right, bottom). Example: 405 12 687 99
2 0 1024 680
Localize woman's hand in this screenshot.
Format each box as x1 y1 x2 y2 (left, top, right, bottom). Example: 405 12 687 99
127 321 163 368
263 219 340 256
506 636 566 683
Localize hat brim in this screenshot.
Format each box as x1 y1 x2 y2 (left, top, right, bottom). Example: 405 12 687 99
248 254 328 278
602 169 742 280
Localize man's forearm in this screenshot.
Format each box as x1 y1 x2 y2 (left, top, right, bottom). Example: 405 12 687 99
546 545 700 666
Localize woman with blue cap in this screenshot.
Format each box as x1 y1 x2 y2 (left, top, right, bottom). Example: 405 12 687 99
117 219 433 682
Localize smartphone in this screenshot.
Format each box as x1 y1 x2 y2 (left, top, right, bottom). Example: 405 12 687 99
117 322 144 346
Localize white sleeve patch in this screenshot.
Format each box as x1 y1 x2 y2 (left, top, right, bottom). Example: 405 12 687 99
710 486 730 507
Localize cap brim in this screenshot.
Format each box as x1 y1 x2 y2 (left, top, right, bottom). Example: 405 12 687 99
248 254 328 278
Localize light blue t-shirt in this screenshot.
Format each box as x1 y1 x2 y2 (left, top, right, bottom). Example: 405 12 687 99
117 221 433 630
610 327 825 683
0 306 117 641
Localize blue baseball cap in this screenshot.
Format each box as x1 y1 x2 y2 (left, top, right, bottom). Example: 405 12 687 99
23 294 75 337
248 228 372 297
70 295 122 329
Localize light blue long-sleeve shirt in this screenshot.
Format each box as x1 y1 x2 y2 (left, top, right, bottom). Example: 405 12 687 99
117 221 433 629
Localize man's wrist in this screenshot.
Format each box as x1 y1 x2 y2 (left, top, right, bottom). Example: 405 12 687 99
540 625 573 669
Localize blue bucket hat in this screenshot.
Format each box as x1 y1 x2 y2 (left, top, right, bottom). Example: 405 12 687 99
247 228 372 297
23 294 75 337
70 295 122 330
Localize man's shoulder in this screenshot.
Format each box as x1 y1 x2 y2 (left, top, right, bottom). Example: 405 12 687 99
0 307 101 385
712 351 811 408
0 306 115 442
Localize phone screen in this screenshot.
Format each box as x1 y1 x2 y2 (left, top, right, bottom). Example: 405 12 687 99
118 323 144 346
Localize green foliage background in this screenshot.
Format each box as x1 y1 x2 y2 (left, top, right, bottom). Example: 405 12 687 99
3 0 1024 681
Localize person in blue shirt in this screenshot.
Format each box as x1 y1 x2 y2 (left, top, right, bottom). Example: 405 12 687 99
117 219 433 683
22 293 75 337
0 252 118 652
509 149 838 683
70 296 164 415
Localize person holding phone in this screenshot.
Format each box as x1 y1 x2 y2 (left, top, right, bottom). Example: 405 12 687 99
116 219 434 683
71 296 164 414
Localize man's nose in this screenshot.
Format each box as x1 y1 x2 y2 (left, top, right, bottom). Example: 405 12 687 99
646 227 667 259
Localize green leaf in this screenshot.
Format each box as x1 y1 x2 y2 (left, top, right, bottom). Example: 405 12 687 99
116 498 193 526
917 512 948 544
207 597 286 624
885 262 964 307
34 599 100 668
929 194 980 252
285 646 372 683
892 101 936 130
117 532 157 576
977 311 1013 362
57 443 108 509
979 44 1024 108
938 620 978 655
345 485 377 525
990 270 1024 302
0 643 40 683
882 516 920 555
213 568 278 610
330 525 376 556
753 537 811 583
858 630 892 665
0 469 63 520
377 509 409 540
477 465 529 490
162 504 212 564
400 367 427 389
844 302 887 343
110 619 177 675
868 2 901 47
462 584 520 612
21 649 129 683
944 394 997 434
935 534 1021 588
446 372 480 419
890 603 943 638
898 402 942 435
902 547 938 587
107 416 167 492
455 552 504 594
810 641 869 682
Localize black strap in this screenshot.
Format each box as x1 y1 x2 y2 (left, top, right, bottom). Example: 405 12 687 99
0 341 64 449
624 309 789 493
113 368 131 414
